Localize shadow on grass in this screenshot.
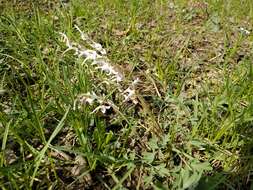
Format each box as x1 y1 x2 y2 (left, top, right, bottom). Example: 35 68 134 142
197 125 253 189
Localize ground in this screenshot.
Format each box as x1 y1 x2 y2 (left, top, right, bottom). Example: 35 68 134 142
0 0 253 189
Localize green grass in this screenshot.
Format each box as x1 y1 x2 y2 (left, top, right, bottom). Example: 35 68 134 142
0 0 253 189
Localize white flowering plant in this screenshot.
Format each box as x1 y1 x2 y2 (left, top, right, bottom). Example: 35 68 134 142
60 25 139 117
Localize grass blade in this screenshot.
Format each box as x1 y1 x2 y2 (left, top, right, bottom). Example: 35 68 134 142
30 106 70 187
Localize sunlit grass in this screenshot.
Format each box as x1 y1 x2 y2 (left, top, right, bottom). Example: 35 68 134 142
0 0 253 189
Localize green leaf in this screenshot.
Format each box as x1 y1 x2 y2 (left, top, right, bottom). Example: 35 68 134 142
148 136 159 150
143 175 153 187
190 140 206 150
154 163 170 177
105 131 113 145
191 162 213 172
142 152 155 164
180 168 202 190
196 173 227 190
30 106 70 187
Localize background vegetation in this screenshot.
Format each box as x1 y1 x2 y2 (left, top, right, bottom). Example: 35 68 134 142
0 0 253 189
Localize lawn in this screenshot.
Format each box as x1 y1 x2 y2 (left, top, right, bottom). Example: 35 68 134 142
0 0 253 189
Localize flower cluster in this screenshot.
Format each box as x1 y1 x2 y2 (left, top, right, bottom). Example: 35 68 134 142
60 26 139 113
74 91 111 114
60 26 123 83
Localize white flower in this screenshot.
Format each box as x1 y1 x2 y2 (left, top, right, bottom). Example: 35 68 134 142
61 26 123 82
59 32 79 54
123 88 135 101
123 78 139 104
80 96 94 105
114 73 123 82
75 25 106 55
93 42 106 55
78 49 101 63
59 32 71 47
75 25 89 41
132 78 140 85
92 105 111 114
95 60 123 82
96 61 113 73
239 27 250 35
78 91 98 105
61 26 143 110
